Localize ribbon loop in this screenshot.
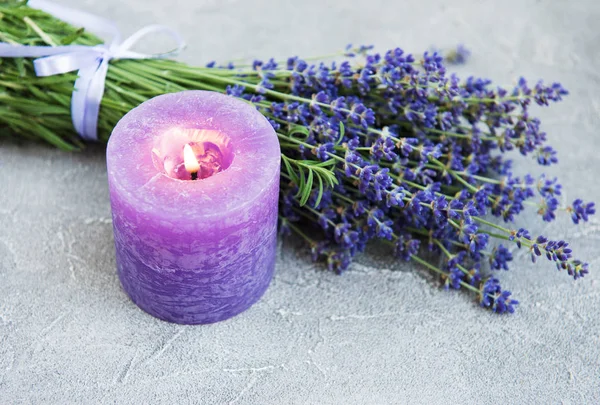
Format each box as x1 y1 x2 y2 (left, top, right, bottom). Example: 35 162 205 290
0 0 185 141
116 25 186 60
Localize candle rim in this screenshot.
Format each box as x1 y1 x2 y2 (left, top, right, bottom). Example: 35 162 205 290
107 91 281 219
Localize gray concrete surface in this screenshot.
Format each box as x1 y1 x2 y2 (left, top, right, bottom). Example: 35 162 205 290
1 0 600 403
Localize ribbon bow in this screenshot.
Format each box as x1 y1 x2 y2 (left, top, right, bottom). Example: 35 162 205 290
0 0 185 140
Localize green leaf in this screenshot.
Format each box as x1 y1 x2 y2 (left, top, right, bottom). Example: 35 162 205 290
23 16 57 46
15 58 26 77
288 124 310 139
335 122 345 146
299 168 314 206
31 123 76 151
314 174 324 207
280 155 337 207
26 85 50 102
60 27 84 45
296 165 306 199
281 155 299 185
314 158 337 168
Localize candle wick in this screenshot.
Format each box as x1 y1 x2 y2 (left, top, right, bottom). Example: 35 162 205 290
191 171 198 180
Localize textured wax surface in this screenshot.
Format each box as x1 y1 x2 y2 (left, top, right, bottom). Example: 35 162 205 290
1 0 600 403
107 92 280 323
108 92 281 219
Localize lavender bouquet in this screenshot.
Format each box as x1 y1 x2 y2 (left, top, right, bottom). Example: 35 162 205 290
1 0 595 313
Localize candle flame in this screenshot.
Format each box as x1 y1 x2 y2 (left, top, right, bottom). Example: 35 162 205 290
183 144 200 173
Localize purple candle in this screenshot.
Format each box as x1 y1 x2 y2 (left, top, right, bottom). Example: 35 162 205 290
106 91 280 324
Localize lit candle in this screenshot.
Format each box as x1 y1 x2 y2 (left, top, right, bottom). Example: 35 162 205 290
106 91 280 324
183 143 200 180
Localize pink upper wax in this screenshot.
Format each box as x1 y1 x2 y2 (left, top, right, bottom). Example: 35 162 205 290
106 91 280 324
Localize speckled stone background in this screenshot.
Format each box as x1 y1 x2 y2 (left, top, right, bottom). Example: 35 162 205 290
1 0 599 403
